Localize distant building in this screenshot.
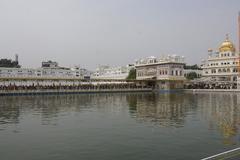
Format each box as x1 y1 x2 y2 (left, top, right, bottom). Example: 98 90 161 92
93 64 134 80
0 60 90 79
201 35 240 82
135 55 185 89
135 55 185 80
42 60 59 68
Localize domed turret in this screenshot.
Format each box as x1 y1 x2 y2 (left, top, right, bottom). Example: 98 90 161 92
219 34 236 52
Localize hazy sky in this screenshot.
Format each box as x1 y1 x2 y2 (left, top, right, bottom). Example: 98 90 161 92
0 0 239 69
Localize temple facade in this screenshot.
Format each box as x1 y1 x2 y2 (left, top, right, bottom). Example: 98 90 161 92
201 35 240 82
135 55 186 89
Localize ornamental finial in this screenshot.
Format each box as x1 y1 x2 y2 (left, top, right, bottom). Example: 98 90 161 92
226 33 229 40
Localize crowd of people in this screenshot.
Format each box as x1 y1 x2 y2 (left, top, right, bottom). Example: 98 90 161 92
184 83 237 89
0 83 150 91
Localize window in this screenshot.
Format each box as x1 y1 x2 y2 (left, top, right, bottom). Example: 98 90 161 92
211 69 216 73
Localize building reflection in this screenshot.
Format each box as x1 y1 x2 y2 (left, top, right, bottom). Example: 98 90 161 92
126 92 240 145
195 93 240 145
0 97 20 126
0 93 129 127
126 93 195 127
0 92 239 145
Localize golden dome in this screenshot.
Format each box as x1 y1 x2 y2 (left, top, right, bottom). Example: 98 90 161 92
219 34 235 52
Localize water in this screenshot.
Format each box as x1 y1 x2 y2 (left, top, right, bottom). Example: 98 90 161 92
0 92 240 160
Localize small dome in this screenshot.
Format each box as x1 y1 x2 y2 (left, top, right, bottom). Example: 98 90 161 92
219 35 235 52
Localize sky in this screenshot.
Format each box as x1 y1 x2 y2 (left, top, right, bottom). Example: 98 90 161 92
0 0 240 70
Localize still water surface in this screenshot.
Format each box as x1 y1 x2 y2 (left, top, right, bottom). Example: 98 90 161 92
0 92 240 160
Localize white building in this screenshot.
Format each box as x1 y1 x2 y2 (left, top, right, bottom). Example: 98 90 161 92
135 55 185 81
0 66 90 79
201 35 240 82
93 64 134 80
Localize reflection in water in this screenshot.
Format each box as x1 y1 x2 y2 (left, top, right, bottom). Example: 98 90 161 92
196 93 240 145
0 94 129 126
0 101 20 125
126 93 192 127
126 92 240 145
0 92 240 145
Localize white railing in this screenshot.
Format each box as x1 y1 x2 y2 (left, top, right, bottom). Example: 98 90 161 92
201 147 240 160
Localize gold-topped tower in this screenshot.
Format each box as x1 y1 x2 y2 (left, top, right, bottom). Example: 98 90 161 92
219 34 236 52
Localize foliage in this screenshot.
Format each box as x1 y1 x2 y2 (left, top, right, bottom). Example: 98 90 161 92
0 59 20 68
186 72 198 80
126 68 136 80
184 64 202 70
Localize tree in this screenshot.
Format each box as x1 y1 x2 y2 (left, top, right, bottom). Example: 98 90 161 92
0 59 20 68
184 64 201 70
186 72 198 80
126 68 136 80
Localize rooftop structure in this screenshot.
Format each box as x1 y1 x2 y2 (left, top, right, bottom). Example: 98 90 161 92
42 60 59 68
135 55 185 67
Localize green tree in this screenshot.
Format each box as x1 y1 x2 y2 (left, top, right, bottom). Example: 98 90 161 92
0 59 20 68
184 64 201 70
126 68 136 80
186 72 198 80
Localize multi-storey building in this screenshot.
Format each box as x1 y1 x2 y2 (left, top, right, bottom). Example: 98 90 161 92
201 35 240 82
135 55 185 80
135 55 185 89
93 64 134 80
0 60 90 79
